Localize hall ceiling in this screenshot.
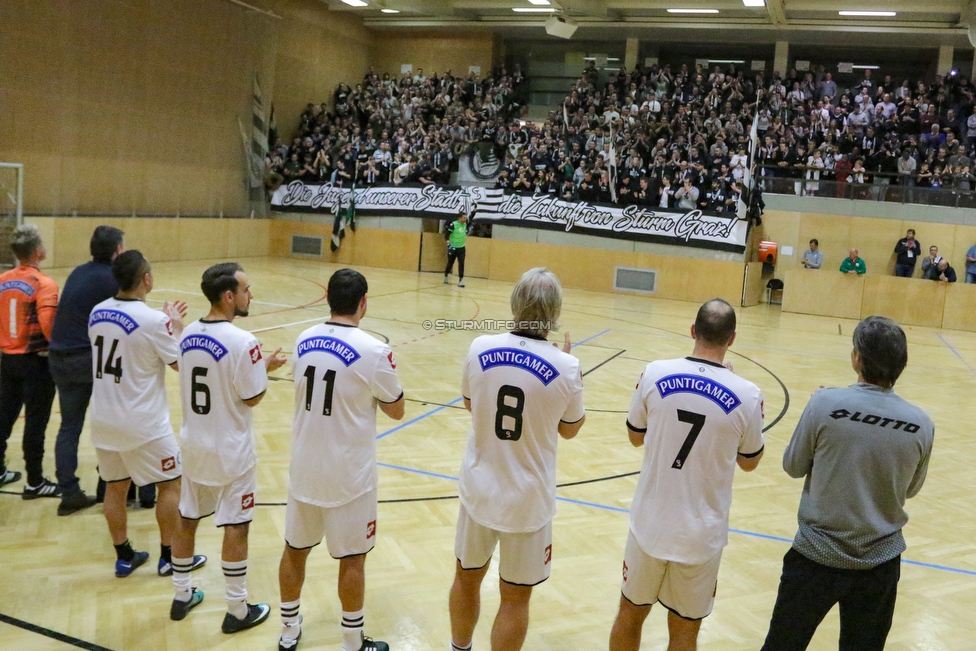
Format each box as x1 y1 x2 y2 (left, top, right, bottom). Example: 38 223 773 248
321 0 976 47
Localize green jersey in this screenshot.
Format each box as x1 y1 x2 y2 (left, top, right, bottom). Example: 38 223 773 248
447 220 468 249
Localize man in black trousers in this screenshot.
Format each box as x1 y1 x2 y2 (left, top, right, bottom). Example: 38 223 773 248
49 226 124 515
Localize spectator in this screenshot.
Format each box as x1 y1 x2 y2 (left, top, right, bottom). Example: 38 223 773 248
760 317 933 651
0 225 59 497
801 238 823 269
674 178 699 210
840 248 866 275
927 259 957 282
966 241 976 283
920 245 943 277
49 226 125 515
893 229 921 277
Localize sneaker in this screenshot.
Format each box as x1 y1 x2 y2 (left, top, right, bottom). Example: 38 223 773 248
358 634 389 651
158 554 208 577
57 491 98 516
115 550 150 578
170 588 205 621
443 275 450 284
23 477 61 500
278 618 303 651
221 603 271 634
458 281 465 288
0 469 21 488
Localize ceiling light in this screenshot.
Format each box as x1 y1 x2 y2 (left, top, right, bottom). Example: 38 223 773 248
341 0 368 6
851 65 880 69
381 8 399 12
838 10 896 17
667 8 720 14
742 0 765 6
513 6 557 12
709 59 745 64
527 0 551 4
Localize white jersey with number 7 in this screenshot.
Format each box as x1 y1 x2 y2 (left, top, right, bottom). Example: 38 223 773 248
459 332 585 534
627 356 764 564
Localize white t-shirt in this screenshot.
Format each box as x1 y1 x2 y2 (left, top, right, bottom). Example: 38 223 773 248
627 357 764 564
178 319 268 486
458 333 585 533
88 298 179 451
289 322 403 507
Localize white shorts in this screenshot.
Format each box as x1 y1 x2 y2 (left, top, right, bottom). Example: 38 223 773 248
96 435 182 487
454 504 552 587
179 468 257 527
284 488 377 558
620 531 722 621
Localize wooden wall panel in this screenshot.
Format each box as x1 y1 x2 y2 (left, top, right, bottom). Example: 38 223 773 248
122 217 181 263
227 219 271 259
420 232 448 273
488 240 552 283
368 32 493 81
860 275 947 328
782 268 864 319
464 238 491 279
942 283 976 333
742 262 766 307
54 217 125 269
547 247 639 293
634 254 744 305
948 225 976 275
852 216 904 277
180 219 229 262
757 210 800 274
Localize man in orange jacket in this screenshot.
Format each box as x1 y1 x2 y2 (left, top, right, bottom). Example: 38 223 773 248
0 224 60 498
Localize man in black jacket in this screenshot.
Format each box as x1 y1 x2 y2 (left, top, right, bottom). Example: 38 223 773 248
893 228 922 277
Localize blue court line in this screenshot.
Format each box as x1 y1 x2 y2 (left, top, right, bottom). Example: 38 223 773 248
375 329 612 442
574 328 612 347
936 333 976 376
377 460 976 579
376 397 464 440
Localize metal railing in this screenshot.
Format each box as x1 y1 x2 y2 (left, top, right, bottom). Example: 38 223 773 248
756 165 976 208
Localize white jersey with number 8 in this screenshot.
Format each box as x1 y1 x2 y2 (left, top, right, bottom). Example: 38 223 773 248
627 357 765 564
289 322 403 508
178 319 268 486
459 332 585 533
88 298 179 451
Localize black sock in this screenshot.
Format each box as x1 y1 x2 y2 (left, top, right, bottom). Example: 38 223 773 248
160 545 172 564
114 540 135 562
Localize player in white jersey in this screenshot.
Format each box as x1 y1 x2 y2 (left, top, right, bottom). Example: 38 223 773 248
168 262 287 634
276 269 404 651
609 299 765 651
88 250 206 579
449 268 585 651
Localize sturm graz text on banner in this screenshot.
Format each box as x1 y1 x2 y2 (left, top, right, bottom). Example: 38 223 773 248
270 181 748 253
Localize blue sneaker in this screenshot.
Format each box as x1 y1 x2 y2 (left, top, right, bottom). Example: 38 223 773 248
158 554 208 577
115 550 149 578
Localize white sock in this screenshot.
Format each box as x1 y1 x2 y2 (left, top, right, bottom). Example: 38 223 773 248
172 556 193 602
280 599 301 641
452 642 473 651
222 559 248 618
341 609 364 651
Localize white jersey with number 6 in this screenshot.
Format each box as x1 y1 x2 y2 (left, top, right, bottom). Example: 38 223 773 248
289 322 403 508
627 357 765 564
178 319 268 486
88 298 179 451
459 332 585 533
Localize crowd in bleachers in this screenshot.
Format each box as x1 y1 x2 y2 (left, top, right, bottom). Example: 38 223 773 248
267 59 976 211
264 66 528 189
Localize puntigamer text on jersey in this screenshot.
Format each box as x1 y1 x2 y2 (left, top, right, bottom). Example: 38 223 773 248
478 347 560 385
655 374 742 414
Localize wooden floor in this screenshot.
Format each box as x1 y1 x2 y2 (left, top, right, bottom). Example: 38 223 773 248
1 256 974 651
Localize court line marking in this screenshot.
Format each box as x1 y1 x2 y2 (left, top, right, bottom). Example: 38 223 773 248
375 461 976 578
936 333 976 376
0 613 115 651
